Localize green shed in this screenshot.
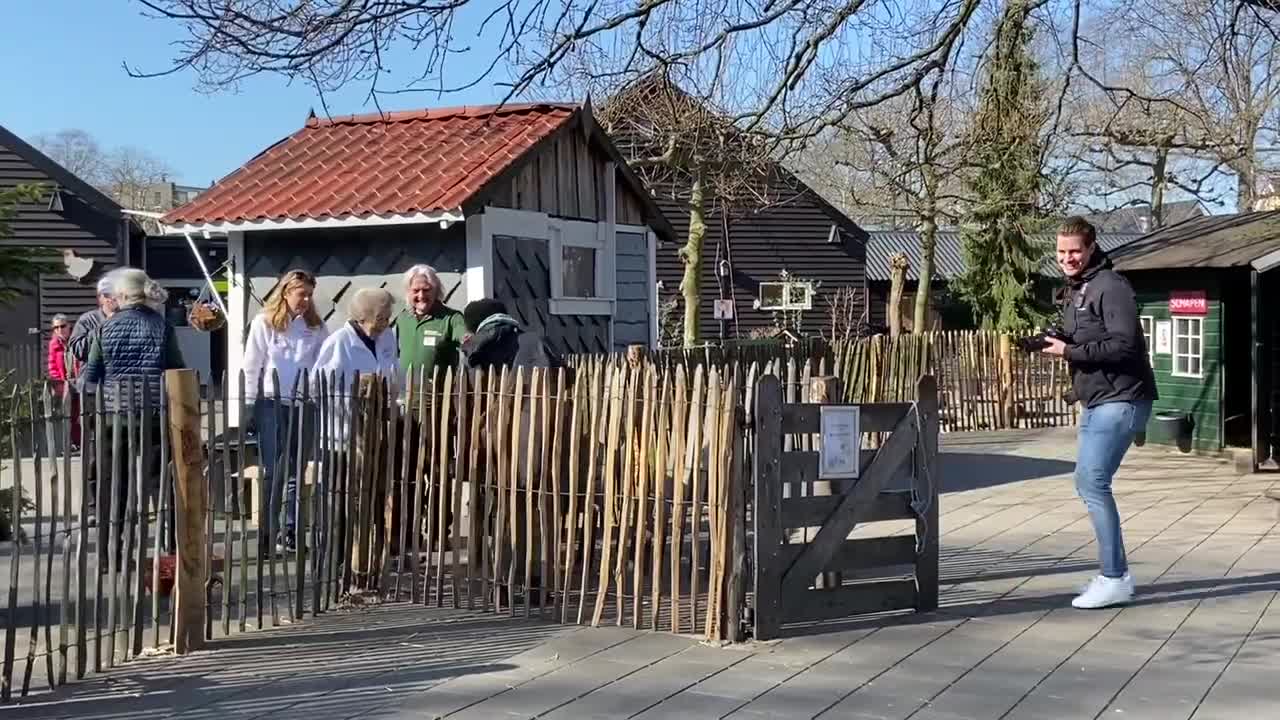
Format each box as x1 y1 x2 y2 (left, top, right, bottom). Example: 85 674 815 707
1109 211 1280 470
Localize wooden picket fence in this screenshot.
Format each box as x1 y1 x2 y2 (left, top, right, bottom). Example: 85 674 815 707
647 331 1077 432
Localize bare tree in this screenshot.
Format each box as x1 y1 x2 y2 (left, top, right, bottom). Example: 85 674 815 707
34 129 177 211
33 129 107 185
886 252 909 338
134 0 985 151
803 68 975 332
1067 0 1280 211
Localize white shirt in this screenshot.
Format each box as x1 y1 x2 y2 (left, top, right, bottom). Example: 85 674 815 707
311 322 400 446
310 322 400 397
242 314 329 402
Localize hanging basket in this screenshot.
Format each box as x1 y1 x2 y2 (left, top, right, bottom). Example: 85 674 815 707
187 283 226 332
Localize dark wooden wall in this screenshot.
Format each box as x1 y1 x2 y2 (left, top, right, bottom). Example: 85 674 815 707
483 123 646 225
653 182 867 341
0 137 122 346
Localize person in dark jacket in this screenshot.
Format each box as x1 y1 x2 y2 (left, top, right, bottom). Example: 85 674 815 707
1040 217 1156 610
460 299 564 370
84 268 185 565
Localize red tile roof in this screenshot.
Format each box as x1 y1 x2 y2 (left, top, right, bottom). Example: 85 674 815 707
163 103 577 227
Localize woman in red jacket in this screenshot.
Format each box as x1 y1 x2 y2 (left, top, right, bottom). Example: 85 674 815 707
46 314 80 450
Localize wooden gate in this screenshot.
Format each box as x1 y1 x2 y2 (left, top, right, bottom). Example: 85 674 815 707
752 374 939 640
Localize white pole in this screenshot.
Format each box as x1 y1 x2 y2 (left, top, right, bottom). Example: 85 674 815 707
183 232 229 315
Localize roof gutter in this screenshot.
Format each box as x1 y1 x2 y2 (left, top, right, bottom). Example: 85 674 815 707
1251 247 1280 273
159 208 465 236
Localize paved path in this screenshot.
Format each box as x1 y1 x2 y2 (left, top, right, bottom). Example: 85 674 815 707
5 429 1278 719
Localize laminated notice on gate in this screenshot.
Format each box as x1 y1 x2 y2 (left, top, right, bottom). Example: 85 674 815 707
819 405 861 480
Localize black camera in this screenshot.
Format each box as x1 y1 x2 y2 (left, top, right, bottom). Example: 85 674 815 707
1014 328 1066 353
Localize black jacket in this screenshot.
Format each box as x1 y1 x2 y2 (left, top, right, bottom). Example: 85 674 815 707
1060 252 1158 409
462 317 564 371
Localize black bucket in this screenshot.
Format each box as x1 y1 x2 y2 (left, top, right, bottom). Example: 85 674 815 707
1152 411 1194 453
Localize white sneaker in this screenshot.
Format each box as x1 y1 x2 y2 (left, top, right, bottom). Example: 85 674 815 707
1071 574 1134 609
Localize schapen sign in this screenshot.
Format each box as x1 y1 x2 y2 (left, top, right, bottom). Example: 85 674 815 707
1169 290 1208 315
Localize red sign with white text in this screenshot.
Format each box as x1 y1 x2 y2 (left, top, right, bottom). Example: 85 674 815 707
1169 290 1207 315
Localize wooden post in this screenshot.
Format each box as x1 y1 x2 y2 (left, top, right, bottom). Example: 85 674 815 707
752 376 783 641
915 374 940 611
998 334 1014 429
724 387 748 643
166 369 206 655
810 376 842 591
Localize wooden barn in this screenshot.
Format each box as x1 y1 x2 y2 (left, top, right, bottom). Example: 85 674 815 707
160 103 675 415
0 122 139 348
652 176 868 343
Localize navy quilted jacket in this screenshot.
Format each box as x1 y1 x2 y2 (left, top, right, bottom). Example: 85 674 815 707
84 306 185 405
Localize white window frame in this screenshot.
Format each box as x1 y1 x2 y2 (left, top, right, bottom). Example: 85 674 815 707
758 281 814 311
549 217 615 316
1171 315 1205 379
1139 315 1154 363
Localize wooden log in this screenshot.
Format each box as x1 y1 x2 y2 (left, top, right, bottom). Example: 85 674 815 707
465 369 484 610
523 369 540 617
591 366 625 627
808 376 844 592
667 366 690 634
752 375 783 641
613 368 638 626
562 368 583 624
166 369 206 655
435 368 454 606
649 372 670 631
632 368 655 629
689 368 710 635
548 368 566 620
915 375 941 611
575 363 602 625
451 367 467 609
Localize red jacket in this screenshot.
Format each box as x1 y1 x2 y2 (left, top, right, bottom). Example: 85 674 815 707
48 334 71 382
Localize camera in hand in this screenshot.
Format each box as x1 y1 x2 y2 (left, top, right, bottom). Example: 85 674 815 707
1014 328 1066 353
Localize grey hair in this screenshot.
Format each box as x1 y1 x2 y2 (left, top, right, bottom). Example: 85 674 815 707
96 267 126 295
51 313 69 326
144 280 169 312
402 264 441 293
348 287 395 324
111 268 153 309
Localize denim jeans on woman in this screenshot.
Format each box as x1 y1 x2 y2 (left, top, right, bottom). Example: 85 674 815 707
255 398 315 537
1075 399 1152 579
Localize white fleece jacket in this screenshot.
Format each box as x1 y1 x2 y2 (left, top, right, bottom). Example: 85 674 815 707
311 322 400 445
242 314 330 402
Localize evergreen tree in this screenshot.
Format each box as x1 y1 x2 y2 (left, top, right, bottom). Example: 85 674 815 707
954 0 1051 332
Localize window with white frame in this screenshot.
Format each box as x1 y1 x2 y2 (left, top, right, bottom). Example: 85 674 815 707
758 281 813 311
549 218 614 315
1139 316 1154 362
1172 316 1204 378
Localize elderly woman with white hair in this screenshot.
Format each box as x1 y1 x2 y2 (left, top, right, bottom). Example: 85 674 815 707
312 287 400 394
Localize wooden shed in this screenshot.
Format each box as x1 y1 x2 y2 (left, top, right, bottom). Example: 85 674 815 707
1110 211 1280 470
161 103 674 420
0 122 137 348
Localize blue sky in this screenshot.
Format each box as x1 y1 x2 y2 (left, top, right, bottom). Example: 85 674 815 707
1 3 512 187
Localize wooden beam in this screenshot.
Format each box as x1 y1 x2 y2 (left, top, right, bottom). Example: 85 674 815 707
781 408 918 594
787 579 918 623
781 402 912 434
752 376 784 641
781 492 915 527
166 369 206 655
777 535 917 573
915 375 940 611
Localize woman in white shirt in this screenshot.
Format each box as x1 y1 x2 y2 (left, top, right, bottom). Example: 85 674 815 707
311 287 400 395
243 269 329 552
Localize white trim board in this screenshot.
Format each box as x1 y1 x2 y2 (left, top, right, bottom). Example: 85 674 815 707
161 208 465 236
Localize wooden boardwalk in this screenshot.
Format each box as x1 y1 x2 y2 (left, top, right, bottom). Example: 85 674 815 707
9 429 1278 720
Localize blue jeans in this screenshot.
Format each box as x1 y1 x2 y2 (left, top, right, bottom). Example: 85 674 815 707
1075 400 1152 579
255 399 315 534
